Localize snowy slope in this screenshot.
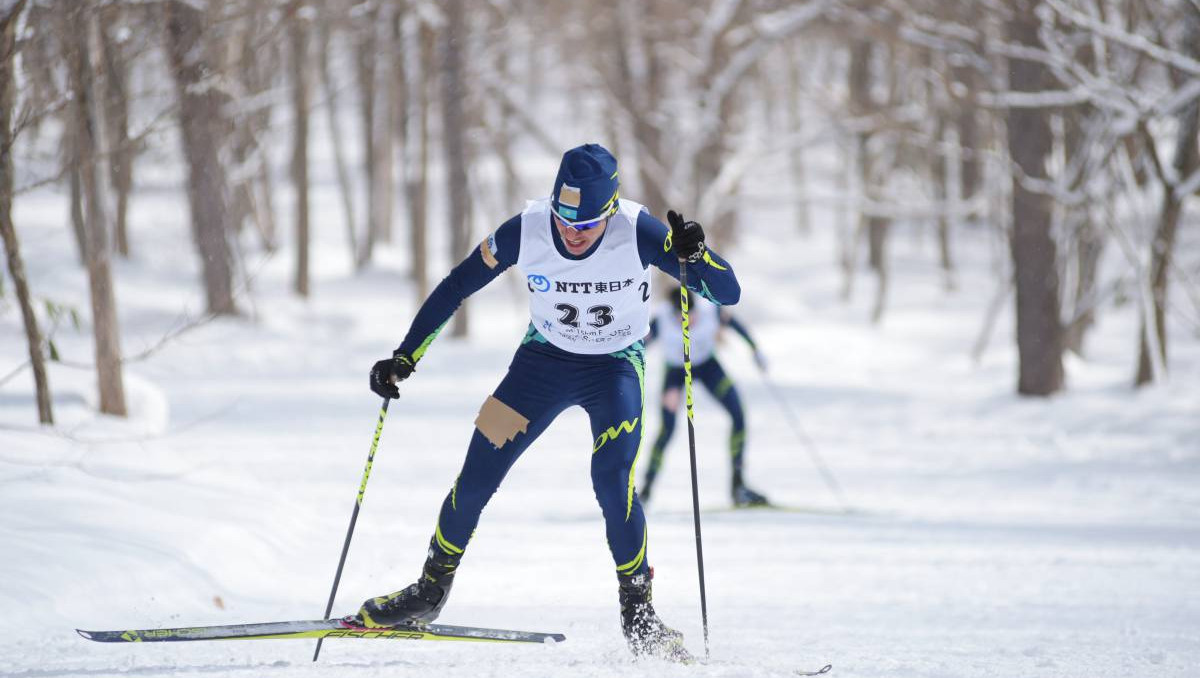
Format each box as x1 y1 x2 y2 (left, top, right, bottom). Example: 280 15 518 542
3 145 1200 678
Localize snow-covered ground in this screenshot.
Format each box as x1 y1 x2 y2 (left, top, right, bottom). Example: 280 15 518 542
3 138 1199 678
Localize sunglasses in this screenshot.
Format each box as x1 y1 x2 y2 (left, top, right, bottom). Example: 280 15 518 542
552 205 615 231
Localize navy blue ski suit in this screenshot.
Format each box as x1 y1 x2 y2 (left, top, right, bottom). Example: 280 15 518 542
392 209 740 578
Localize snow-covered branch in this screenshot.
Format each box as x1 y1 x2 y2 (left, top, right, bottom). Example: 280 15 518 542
977 87 1092 109
1044 0 1200 77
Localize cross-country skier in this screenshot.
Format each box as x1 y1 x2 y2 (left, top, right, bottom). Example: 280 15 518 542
358 144 741 660
639 286 770 507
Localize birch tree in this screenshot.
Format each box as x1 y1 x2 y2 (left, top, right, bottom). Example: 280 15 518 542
227 1 279 253
99 3 132 257
165 0 237 316
65 1 127 416
1006 0 1064 396
317 0 358 261
289 0 311 297
404 8 434 301
1 0 53 424
441 0 471 337
1136 2 1200 385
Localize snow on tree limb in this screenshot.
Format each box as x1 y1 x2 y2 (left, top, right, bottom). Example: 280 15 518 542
1044 0 1200 77
703 0 832 114
977 88 1092 109
1155 77 1200 118
672 0 834 209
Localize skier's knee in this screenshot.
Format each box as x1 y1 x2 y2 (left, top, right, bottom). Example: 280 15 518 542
592 484 631 522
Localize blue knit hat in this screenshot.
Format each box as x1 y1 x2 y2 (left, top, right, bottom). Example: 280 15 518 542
551 144 620 225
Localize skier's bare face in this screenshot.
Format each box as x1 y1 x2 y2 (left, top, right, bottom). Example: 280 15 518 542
554 214 608 255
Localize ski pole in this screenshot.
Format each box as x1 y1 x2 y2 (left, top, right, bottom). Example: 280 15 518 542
678 265 710 660
312 397 391 662
757 369 851 511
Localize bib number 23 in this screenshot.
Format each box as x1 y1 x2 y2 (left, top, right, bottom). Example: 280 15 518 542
556 303 614 328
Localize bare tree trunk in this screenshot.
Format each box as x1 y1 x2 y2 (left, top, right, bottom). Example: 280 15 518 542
395 2 427 298
99 5 132 258
1 0 53 425
935 118 960 291
784 37 810 235
867 211 889 324
954 72 981 205
59 40 89 266
849 39 891 322
66 1 127 416
842 41 872 303
1006 3 1063 396
53 3 88 265
22 3 59 142
355 4 378 269
404 18 432 301
253 149 278 252
1049 23 1098 357
1065 215 1103 354
484 4 518 213
839 139 862 303
289 2 310 297
375 3 395 246
441 0 470 337
224 4 271 252
316 5 358 261
66 128 88 264
866 143 890 324
249 4 278 253
1136 5 1200 385
227 2 277 253
1061 109 1101 356
165 0 237 316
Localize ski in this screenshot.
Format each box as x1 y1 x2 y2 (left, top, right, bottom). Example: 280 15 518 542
797 665 833 676
77 615 565 645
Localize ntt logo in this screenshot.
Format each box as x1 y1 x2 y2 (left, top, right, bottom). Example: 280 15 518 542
527 274 551 292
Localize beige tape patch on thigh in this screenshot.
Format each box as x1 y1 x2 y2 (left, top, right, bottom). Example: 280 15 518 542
475 395 530 449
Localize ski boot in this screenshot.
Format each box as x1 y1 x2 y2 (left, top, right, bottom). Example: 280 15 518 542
618 571 690 661
357 545 459 628
732 472 770 507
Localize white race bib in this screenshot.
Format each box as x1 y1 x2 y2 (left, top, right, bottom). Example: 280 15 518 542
516 198 651 354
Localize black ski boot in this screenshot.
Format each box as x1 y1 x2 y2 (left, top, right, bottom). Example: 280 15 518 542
618 571 690 661
357 546 459 628
732 471 769 507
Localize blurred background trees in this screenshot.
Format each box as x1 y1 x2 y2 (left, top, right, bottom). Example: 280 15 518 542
2 0 1199 419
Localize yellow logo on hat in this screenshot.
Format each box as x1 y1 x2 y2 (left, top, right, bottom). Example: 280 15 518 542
558 184 582 208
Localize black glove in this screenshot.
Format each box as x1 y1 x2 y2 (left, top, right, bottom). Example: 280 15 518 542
369 352 415 399
668 210 707 263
